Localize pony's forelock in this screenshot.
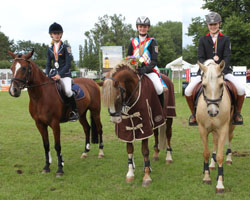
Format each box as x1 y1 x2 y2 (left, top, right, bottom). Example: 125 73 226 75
102 79 116 107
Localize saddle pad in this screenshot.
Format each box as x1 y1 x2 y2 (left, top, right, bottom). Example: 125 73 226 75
72 84 85 99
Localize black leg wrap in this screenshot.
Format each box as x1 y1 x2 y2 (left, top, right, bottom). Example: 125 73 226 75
99 142 104 149
166 147 172 152
212 153 217 162
144 160 152 172
128 158 135 169
226 148 232 155
217 166 224 181
203 162 210 174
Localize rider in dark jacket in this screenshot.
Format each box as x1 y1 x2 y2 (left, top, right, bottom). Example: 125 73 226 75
46 22 79 122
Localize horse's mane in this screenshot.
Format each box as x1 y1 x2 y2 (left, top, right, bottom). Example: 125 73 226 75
108 60 137 77
102 60 137 107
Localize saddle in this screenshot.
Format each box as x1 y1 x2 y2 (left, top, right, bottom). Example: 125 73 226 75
56 81 85 103
192 81 237 107
55 81 85 123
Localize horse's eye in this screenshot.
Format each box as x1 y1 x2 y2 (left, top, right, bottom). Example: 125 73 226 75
203 84 206 89
220 83 223 88
22 67 26 72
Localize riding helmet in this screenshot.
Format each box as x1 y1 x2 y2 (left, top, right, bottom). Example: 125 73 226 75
49 22 63 33
205 12 222 24
136 16 150 26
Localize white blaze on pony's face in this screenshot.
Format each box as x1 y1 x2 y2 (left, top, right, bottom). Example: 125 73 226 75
9 62 22 97
199 60 225 117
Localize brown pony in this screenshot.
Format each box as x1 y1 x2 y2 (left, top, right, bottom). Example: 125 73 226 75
196 60 235 193
100 61 174 187
8 50 104 177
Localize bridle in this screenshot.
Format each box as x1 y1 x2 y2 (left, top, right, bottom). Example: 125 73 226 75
11 58 53 89
106 76 141 117
201 73 224 108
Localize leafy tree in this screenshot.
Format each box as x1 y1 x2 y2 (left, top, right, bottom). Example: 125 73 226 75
82 14 135 71
0 31 13 60
149 21 182 67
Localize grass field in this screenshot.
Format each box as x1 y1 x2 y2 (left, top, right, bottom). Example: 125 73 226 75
0 85 249 200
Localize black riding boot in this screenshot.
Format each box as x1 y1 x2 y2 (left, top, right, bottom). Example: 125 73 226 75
69 95 79 122
158 93 164 108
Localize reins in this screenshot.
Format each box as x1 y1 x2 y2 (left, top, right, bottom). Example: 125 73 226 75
11 58 54 89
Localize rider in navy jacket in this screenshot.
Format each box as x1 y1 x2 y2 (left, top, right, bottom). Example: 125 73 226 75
46 22 78 122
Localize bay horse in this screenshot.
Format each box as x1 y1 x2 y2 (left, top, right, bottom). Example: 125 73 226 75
100 62 174 187
196 60 235 193
8 50 104 177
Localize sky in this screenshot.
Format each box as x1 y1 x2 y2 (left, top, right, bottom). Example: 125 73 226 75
1 0 208 61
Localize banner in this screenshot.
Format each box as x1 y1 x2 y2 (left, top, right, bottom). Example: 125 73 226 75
101 46 123 68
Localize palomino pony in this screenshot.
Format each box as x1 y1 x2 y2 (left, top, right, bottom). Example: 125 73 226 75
8 50 104 177
196 60 235 193
101 62 174 186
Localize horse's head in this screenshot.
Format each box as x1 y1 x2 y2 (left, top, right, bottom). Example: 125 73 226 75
101 62 138 123
8 50 34 97
198 59 225 117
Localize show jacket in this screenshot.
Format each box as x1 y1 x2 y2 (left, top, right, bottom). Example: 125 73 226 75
45 42 72 78
198 32 232 75
127 34 158 74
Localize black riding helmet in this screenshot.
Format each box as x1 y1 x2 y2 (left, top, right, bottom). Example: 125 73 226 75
205 12 222 24
136 16 150 27
49 22 63 33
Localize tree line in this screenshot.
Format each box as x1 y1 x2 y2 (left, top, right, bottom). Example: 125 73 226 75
0 14 182 70
183 0 250 67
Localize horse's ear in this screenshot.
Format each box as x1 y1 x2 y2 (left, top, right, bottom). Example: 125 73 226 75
24 48 34 60
218 60 225 72
8 50 16 59
198 61 207 73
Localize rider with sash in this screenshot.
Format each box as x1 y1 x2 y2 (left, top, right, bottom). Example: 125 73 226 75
185 12 245 126
127 16 165 106
45 22 79 121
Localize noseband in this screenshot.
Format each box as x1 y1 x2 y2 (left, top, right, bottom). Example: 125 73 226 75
106 76 141 117
202 73 224 108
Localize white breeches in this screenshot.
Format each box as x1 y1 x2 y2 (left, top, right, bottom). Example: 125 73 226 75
184 74 245 96
145 72 163 95
224 74 245 95
60 77 73 97
184 76 201 97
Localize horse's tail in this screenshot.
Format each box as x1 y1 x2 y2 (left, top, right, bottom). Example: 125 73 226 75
90 114 99 144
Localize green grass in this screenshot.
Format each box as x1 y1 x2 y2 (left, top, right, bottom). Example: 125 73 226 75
0 89 249 200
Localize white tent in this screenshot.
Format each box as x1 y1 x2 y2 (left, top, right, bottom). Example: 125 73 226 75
165 57 195 93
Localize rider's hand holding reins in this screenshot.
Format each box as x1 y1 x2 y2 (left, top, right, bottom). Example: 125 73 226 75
52 74 61 81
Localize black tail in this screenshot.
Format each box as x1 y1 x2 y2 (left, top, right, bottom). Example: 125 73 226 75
91 114 98 144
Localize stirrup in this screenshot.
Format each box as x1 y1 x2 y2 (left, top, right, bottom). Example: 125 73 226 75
189 115 198 126
69 111 79 122
232 113 243 125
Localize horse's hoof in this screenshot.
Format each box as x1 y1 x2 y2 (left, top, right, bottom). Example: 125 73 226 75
203 180 212 185
98 153 104 158
126 176 134 183
81 153 88 158
209 166 215 170
42 169 50 174
226 160 232 165
56 172 64 178
216 188 224 194
166 160 173 164
142 179 152 187
153 157 159 161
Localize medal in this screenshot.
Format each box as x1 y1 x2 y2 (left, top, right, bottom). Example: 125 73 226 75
213 55 219 61
54 62 59 68
53 41 61 69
